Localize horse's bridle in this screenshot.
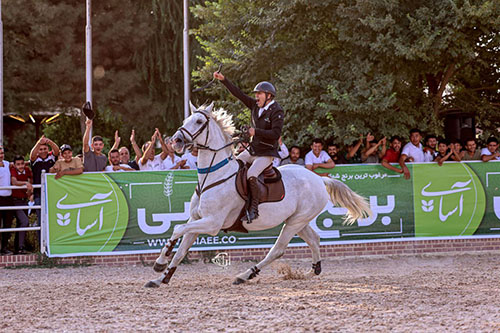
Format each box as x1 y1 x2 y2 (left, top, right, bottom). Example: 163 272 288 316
177 110 238 152
177 110 239 195
178 111 211 150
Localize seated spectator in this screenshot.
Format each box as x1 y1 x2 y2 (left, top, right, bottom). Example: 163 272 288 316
83 119 107 172
139 129 167 171
451 139 463 156
181 147 198 170
346 135 363 164
10 156 33 254
327 143 348 165
280 146 305 166
105 149 134 172
30 136 59 233
399 128 425 179
49 144 84 179
460 138 481 161
162 136 188 170
112 129 141 170
434 139 461 166
423 134 438 162
0 146 13 255
305 138 335 176
481 137 500 162
273 137 289 167
381 136 403 174
361 134 386 164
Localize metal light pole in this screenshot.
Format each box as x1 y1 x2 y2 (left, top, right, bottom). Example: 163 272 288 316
85 0 92 139
0 0 3 146
183 0 190 119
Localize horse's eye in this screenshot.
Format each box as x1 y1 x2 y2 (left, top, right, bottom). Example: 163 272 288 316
196 119 203 124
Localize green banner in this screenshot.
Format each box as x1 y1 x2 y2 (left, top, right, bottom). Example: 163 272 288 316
45 161 500 257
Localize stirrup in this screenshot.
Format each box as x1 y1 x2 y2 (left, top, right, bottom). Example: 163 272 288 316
242 207 259 223
242 209 253 223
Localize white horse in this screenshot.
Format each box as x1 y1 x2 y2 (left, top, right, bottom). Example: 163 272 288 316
144 102 371 288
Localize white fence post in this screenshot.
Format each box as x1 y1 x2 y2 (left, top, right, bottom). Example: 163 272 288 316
41 170 47 255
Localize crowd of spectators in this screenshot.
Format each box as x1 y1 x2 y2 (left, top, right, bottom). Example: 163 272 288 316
0 122 499 255
285 129 499 179
284 129 499 179
0 122 203 255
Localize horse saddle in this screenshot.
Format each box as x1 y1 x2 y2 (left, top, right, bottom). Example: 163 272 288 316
222 160 285 233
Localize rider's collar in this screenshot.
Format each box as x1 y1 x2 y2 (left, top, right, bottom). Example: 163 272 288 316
197 156 232 174
264 100 275 110
260 100 275 111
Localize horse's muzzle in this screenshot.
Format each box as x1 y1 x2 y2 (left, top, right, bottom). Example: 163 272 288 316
171 131 188 154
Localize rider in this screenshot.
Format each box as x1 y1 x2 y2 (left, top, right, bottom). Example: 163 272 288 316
214 72 284 223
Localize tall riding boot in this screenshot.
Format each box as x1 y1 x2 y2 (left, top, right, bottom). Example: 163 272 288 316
243 176 260 223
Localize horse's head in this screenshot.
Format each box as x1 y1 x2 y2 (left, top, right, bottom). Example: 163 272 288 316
171 101 214 154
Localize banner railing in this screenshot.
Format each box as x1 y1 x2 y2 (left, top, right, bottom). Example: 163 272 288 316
42 161 500 257
0 171 47 253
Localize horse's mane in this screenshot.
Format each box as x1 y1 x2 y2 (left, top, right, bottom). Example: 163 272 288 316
204 105 235 142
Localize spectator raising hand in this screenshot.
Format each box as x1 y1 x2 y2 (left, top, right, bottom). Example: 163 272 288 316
112 129 141 170
83 119 107 172
139 129 166 171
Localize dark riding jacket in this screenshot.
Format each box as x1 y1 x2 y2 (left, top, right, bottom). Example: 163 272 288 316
221 78 284 158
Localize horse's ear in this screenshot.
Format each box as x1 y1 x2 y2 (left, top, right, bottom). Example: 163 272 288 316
189 101 197 115
206 101 214 113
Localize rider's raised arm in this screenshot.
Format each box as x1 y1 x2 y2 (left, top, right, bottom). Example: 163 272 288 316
220 78 256 110
254 109 284 141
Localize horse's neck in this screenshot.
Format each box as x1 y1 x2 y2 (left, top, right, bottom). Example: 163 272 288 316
196 124 237 179
197 146 232 168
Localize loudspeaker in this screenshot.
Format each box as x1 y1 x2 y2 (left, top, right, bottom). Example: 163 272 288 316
443 112 475 142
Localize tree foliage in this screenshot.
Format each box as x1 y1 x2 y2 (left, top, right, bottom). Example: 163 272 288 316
193 0 500 146
4 0 193 152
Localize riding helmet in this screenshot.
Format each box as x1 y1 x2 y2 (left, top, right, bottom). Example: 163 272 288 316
253 81 276 97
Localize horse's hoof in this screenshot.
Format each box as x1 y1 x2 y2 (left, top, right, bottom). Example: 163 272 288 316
144 280 160 288
153 262 168 273
232 278 246 285
313 261 322 275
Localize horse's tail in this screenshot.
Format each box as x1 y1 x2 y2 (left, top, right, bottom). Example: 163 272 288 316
322 177 372 225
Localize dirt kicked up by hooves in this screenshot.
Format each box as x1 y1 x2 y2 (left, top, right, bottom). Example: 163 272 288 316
2 254 500 332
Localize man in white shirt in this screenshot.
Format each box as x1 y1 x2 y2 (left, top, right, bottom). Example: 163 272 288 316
423 135 438 162
139 129 168 171
273 137 289 167
0 147 14 255
181 147 198 170
105 149 134 172
399 128 425 179
305 138 335 176
481 137 500 162
162 137 188 170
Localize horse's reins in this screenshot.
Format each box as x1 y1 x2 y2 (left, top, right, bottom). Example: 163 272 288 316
178 110 241 195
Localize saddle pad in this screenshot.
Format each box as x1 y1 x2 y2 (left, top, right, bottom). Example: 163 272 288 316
223 161 285 233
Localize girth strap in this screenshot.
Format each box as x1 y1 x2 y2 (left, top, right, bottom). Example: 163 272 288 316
195 171 238 196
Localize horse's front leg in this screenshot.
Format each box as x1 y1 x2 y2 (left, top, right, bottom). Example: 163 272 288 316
154 193 201 272
145 217 223 288
152 238 178 273
171 216 222 241
145 233 198 288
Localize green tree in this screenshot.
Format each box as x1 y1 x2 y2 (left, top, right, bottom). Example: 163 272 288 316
193 0 500 146
4 0 198 153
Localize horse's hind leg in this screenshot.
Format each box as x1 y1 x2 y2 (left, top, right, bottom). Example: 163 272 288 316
233 222 304 285
297 224 322 275
145 233 198 288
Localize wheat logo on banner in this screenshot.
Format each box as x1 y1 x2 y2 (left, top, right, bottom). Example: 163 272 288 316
163 172 174 212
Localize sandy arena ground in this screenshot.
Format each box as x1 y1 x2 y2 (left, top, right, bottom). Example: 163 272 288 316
1 252 500 332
